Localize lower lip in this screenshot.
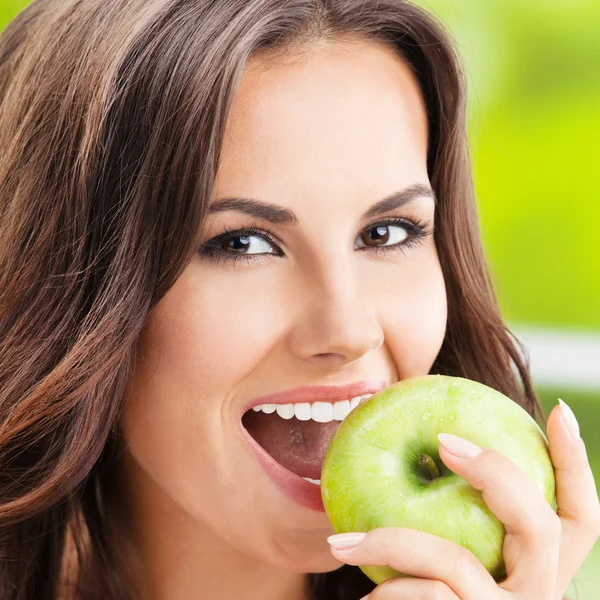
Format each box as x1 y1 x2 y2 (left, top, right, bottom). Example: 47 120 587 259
239 423 326 512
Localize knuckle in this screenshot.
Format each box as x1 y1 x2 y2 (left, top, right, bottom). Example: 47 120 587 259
451 546 482 579
373 526 404 552
485 452 519 485
369 578 396 599
426 580 457 599
577 449 594 474
547 513 562 539
376 578 457 600
590 505 600 537
489 452 513 474
526 511 561 544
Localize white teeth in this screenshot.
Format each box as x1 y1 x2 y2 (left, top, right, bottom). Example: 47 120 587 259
294 402 312 421
276 403 295 420
311 401 334 423
250 392 376 423
333 400 351 420
302 477 321 485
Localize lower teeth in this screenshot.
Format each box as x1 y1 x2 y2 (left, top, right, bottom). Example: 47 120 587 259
302 477 321 485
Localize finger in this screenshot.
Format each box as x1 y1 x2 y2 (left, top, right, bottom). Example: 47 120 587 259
546 400 600 598
437 433 560 596
327 527 498 600
366 577 461 600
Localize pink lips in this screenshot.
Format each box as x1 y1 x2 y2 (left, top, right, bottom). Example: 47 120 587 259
238 379 388 512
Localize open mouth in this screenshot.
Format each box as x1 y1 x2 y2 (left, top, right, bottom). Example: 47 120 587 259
241 394 372 483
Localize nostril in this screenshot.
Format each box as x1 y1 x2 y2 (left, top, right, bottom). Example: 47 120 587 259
307 352 364 368
312 352 346 360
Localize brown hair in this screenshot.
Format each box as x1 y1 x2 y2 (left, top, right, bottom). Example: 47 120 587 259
0 1 544 598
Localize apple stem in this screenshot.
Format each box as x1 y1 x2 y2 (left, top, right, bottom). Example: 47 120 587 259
417 454 440 481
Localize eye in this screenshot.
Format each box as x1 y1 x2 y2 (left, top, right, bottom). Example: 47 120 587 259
216 232 277 255
355 223 409 249
199 226 282 264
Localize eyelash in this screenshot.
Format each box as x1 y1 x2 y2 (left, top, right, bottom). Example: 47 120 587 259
199 216 433 266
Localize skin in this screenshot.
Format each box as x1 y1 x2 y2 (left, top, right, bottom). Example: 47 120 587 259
116 37 600 600
118 37 444 599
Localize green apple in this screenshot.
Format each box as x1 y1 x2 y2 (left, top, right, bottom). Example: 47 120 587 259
321 374 556 584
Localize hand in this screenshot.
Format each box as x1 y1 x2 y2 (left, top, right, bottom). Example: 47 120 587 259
326 400 600 600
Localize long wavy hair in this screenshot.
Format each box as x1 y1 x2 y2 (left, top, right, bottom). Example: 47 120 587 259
0 1 543 598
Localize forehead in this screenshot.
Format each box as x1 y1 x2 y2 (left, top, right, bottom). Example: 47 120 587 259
214 38 429 212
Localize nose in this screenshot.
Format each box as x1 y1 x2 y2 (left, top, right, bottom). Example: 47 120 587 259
287 259 384 367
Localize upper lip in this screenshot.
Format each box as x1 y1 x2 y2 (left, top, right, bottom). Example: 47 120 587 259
240 379 389 416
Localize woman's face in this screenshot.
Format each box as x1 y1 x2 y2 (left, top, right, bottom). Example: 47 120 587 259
120 38 447 575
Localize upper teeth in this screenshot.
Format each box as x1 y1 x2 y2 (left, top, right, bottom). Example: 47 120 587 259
250 394 373 423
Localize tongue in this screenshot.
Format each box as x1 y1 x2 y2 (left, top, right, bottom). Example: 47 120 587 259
242 411 340 480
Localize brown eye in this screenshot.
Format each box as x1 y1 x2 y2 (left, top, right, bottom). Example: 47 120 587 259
216 232 277 255
360 225 390 246
356 224 408 248
221 235 251 253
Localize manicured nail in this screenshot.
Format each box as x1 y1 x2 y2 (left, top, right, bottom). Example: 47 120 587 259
327 532 366 550
438 433 482 458
559 398 580 440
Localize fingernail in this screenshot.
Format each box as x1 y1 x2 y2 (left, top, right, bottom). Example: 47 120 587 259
327 532 366 551
438 433 482 458
559 398 580 440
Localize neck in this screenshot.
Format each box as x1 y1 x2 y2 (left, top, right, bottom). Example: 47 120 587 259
109 452 312 600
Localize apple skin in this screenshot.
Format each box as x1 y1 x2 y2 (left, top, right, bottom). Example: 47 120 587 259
321 374 556 585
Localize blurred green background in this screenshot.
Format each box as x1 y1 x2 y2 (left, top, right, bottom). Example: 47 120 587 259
1 0 599 597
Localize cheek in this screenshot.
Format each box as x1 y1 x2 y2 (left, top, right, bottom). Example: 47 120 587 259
120 263 292 451
137 266 285 397
376 253 447 378
119 266 288 510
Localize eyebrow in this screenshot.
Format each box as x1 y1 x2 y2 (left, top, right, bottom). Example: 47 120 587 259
208 183 436 225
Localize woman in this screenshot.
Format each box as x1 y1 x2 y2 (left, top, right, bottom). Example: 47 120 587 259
0 0 598 598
